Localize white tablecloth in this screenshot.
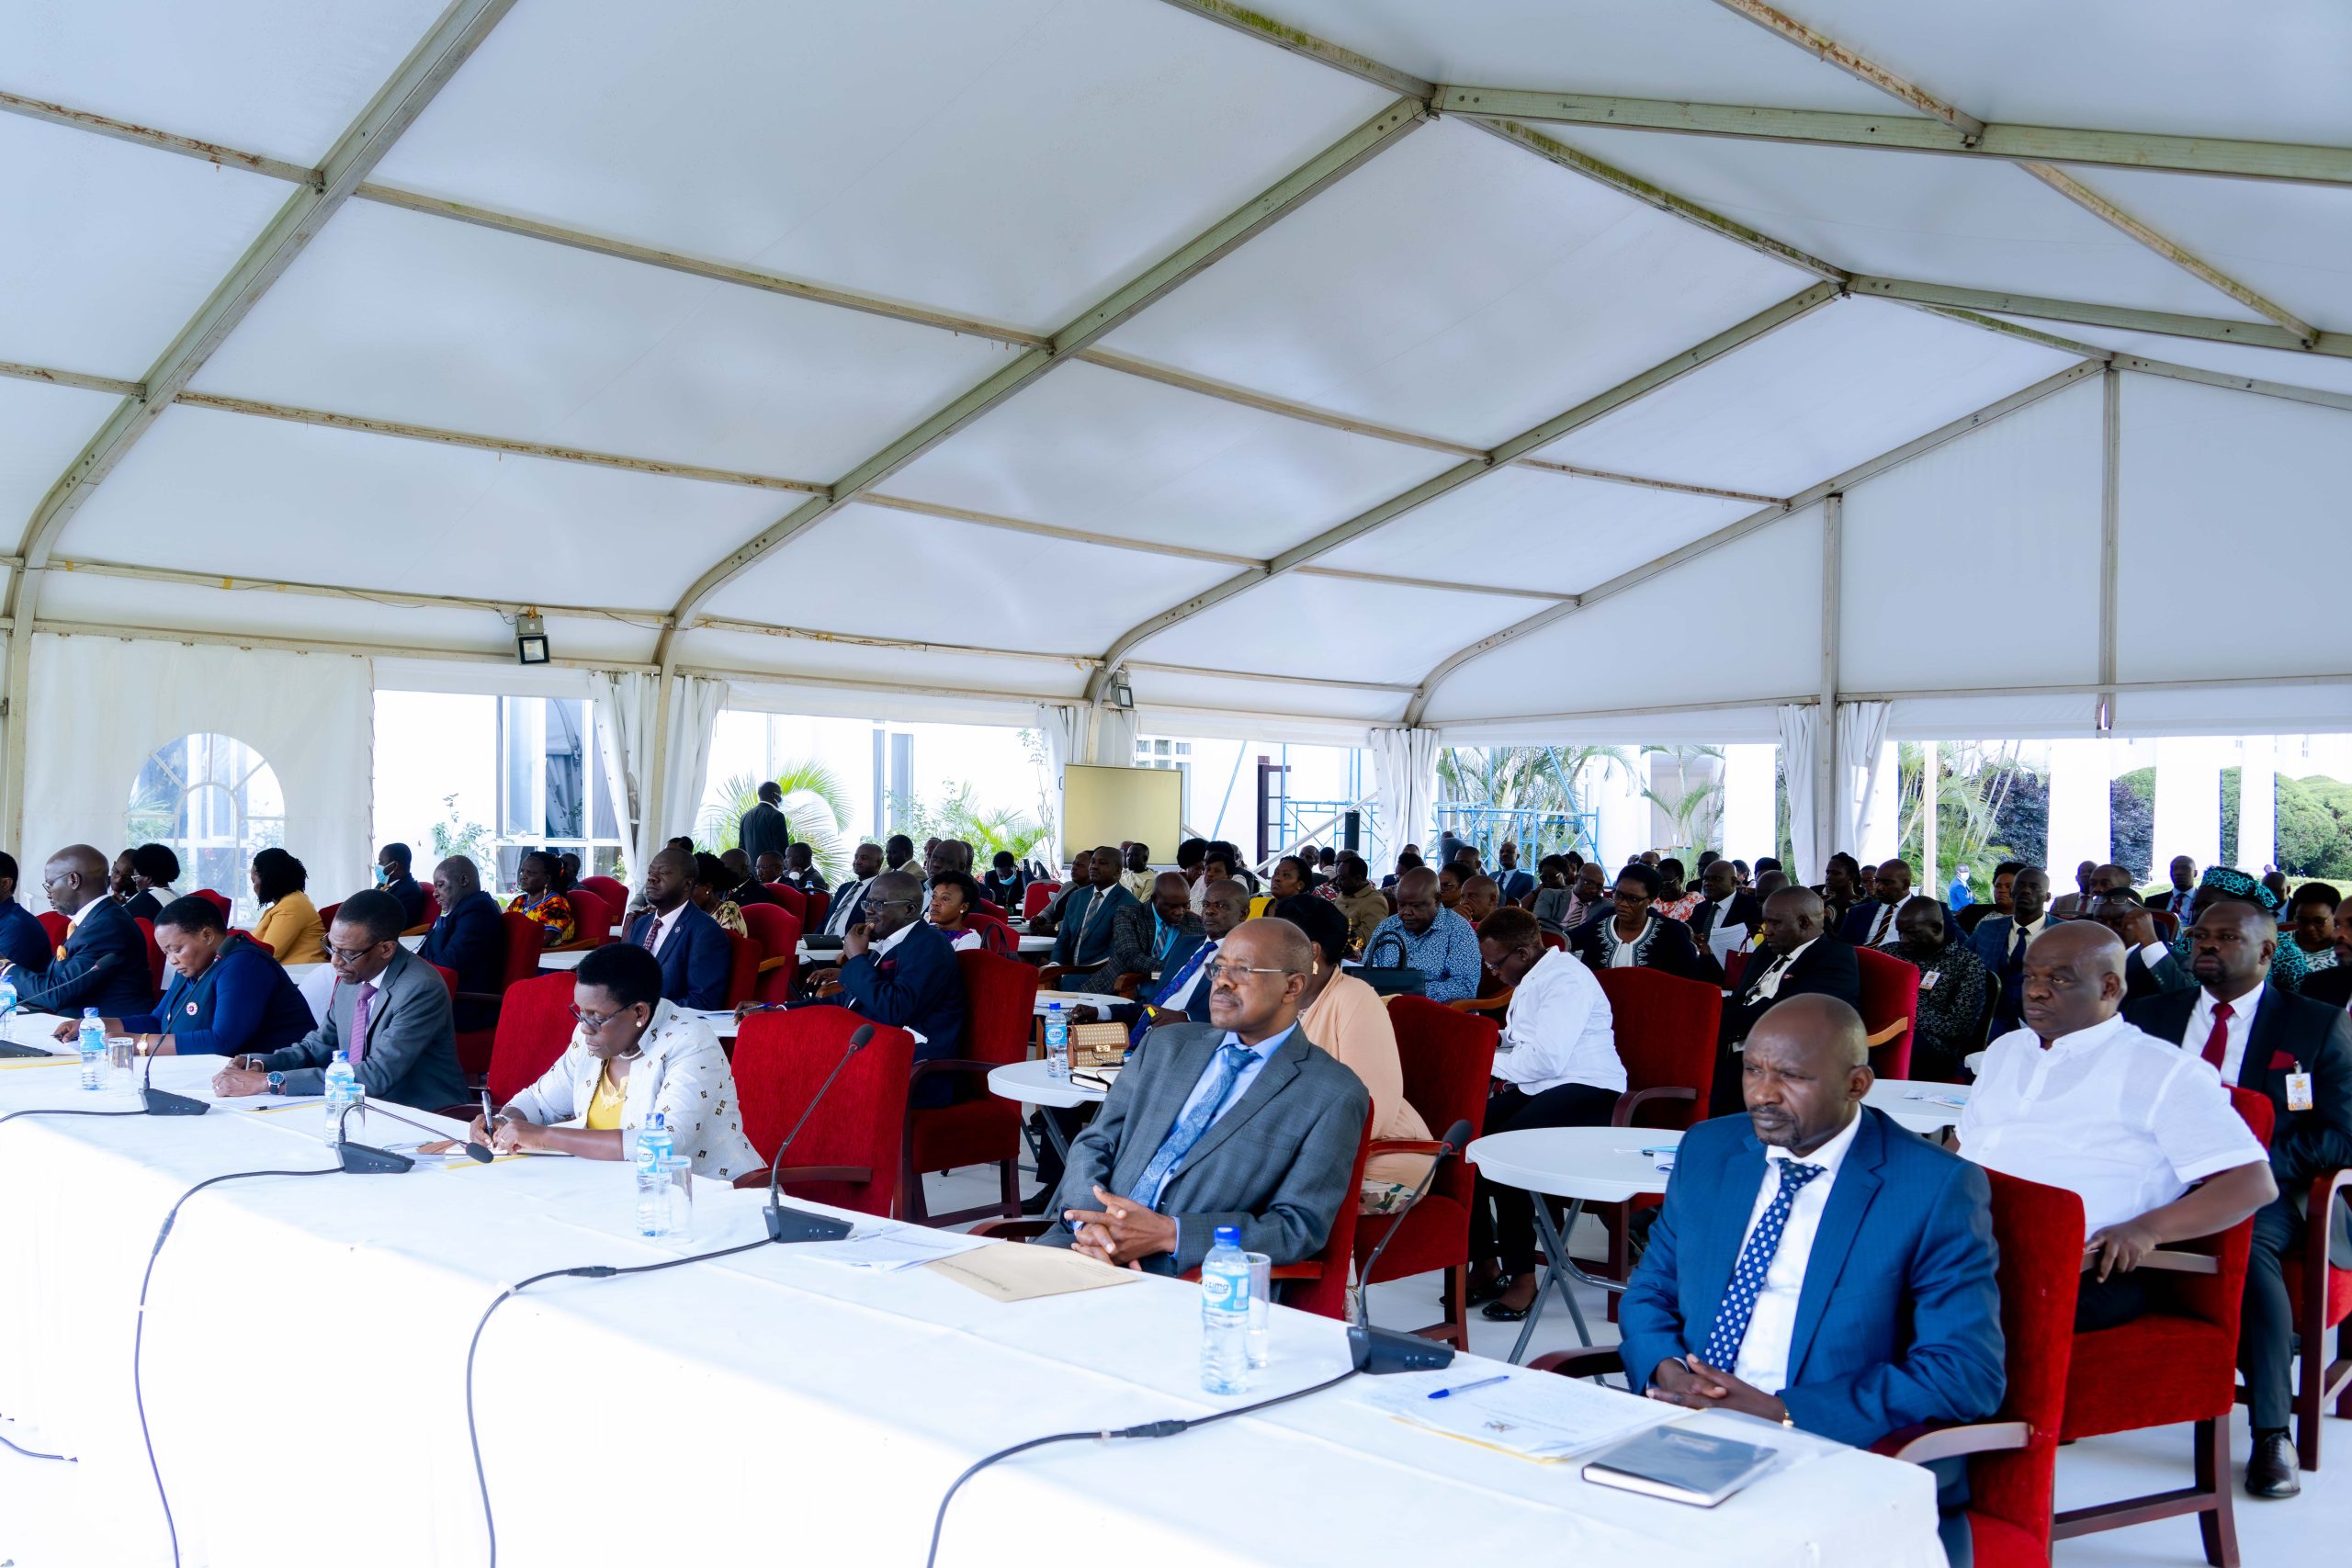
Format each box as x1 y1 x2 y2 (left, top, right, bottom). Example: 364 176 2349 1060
1866 1079 1971 1134
0 1058 1941 1568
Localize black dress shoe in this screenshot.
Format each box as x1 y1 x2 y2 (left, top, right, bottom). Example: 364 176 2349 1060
1482 1287 1537 1323
2246 1430 2301 1498
1463 1273 1509 1307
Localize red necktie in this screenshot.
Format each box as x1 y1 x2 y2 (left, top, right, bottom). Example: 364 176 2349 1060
2199 1001 2233 1069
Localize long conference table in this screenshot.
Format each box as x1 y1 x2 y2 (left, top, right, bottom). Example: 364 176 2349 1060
0 1038 1942 1568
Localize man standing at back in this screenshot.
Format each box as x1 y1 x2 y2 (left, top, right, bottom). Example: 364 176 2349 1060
3 843 153 1017
2125 897 2352 1498
1494 840 1536 905
738 781 792 864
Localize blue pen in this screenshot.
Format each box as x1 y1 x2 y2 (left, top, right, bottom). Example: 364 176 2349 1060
1428 1374 1509 1401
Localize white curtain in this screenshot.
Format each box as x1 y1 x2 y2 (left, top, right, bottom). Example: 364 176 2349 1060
1091 705 1137 767
1368 726 1442 873
1777 704 1820 883
1034 702 1084 863
591 671 725 877
22 634 374 908
1834 701 1894 865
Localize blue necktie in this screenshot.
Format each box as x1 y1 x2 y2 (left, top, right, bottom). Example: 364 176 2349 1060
1131 939 1217 1047
1702 1159 1826 1370
1127 1043 1254 1210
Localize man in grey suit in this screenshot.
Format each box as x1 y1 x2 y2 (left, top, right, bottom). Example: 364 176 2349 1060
210 889 466 1111
1041 918 1370 1276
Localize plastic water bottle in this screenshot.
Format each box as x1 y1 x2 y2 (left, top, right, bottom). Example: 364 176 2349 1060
77 1008 104 1091
0 971 17 1021
635 1111 673 1173
1044 1003 1069 1082
322 1050 358 1141
1200 1224 1251 1394
634 1113 676 1235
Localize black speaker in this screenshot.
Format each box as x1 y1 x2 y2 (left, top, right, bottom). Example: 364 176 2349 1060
1340 810 1362 852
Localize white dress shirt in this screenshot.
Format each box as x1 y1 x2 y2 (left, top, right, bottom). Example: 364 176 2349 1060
640 902 684 955
1861 901 1899 947
1958 1012 2267 1235
824 877 869 935
1494 949 1624 1096
1749 936 1818 1001
1996 913 2048 967
1730 1111 1863 1394
2186 980 2265 1083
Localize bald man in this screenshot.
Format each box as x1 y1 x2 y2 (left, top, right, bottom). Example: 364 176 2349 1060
1037 918 1371 1274
1712 886 1861 1116
1623 995 2005 1492
3 843 153 1016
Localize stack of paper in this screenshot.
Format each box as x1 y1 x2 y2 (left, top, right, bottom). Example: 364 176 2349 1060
796 1224 992 1272
1352 1368 1681 1461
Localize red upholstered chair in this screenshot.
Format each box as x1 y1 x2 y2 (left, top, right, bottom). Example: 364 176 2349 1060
482 970 579 1105
560 887 613 948
975 898 1008 921
1539 930 1566 953
404 886 441 937
452 911 539 1079
1722 949 1747 991
192 889 232 923
738 903 802 1004
1177 1109 1372 1321
132 917 166 998
315 901 342 931
1853 945 1920 1080
1022 881 1059 920
962 911 1018 959
1873 1172 2084 1568
802 888 830 932
426 963 459 1009
2052 1089 2275 1566
36 911 65 951
578 876 630 919
2279 1167 2352 1470
1592 967 1722 1309
762 882 807 923
729 1006 914 1218
723 931 760 1010
1357 997 1498 1347
900 949 1038 1225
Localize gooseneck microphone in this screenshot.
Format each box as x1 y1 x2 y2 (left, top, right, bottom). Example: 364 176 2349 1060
334 1097 495 1173
763 1022 872 1243
1348 1116 1476 1375
139 1040 209 1118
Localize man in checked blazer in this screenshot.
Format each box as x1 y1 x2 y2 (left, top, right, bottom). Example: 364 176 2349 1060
1038 918 1370 1276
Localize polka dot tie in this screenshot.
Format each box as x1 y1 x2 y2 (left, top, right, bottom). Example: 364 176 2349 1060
1701 1159 1826 1371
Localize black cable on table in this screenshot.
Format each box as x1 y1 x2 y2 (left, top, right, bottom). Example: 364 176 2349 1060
466 1235 774 1568
922 1367 1361 1568
136 1166 343 1568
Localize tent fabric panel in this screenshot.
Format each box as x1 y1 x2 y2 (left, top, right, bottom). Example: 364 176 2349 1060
1839 377 2104 694
1782 0 2352 148
189 200 1009 483
1098 118 1806 448
879 359 1459 558
696 502 1237 652
57 404 785 612
1538 299 2082 496
2111 683 2352 739
371 0 1388 331
1542 127 2272 323
1241 0 1898 111
0 380 120 529
1883 692 2109 742
0 114 291 379
1126 574 1555 688
1439 705 1784 748
2116 373 2352 686
676 625 1087 706
1311 468 1757 597
1 0 454 168
1419 506 1824 723
1989 320 2352 400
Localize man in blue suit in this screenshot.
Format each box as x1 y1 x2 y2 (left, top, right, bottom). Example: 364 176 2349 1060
0 851 53 976
1623 993 2003 1555
419 855 507 1032
1970 863 2052 1037
623 846 729 1010
833 870 966 1108
3 843 153 1017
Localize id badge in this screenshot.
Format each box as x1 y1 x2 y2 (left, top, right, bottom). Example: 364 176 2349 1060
1917 970 1939 991
2287 1072 2315 1113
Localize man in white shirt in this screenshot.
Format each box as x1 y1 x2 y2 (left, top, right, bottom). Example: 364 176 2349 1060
1959 921 2276 1331
1466 908 1625 1322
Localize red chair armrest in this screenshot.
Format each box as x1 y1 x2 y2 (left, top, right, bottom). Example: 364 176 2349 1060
1446 992 1512 1015
755 954 794 974
1530 1347 1626 1380
1869 1420 2031 1463
1611 1085 1697 1127
2306 1168 2352 1277
967 1218 1051 1242
1368 1139 1450 1157
728 1164 873 1190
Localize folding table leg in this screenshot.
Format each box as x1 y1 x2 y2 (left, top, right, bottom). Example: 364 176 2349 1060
1509 1199 1592 1363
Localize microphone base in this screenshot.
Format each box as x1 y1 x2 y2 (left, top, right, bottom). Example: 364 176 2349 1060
764 1202 854 1244
336 1142 416 1175
1348 1324 1454 1376
141 1088 210 1117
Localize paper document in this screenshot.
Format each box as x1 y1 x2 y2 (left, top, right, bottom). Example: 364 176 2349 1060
1706 924 1750 965
925 1241 1140 1302
1353 1368 1681 1461
797 1225 991 1272
228 1096 325 1114
1903 1090 1969 1109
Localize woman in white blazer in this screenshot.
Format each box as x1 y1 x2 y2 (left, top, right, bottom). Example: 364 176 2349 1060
470 942 760 1180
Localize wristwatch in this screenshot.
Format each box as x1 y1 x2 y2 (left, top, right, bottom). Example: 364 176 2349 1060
266 1071 285 1096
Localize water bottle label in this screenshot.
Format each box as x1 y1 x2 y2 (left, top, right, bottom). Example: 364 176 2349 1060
1202 1268 1250 1314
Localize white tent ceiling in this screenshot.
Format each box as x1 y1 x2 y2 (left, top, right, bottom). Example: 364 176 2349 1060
4 0 2350 796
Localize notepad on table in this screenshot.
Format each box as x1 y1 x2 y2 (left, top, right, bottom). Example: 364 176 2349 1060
1353 1368 1679 1461
1580 1422 1785 1506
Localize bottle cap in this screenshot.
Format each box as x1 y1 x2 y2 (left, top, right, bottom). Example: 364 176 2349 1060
1214 1224 1241 1247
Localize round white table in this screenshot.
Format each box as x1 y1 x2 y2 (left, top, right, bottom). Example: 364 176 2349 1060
1866 1078 1971 1134
988 1057 1111 1162
1035 990 1126 1015
1463 1125 1686 1362
537 948 589 970
793 933 1054 962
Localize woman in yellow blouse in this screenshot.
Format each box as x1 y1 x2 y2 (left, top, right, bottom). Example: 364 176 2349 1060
1272 893 1433 1213
247 848 326 965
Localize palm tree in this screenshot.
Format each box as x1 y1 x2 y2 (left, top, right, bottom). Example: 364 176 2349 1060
697 762 854 878
1433 744 1619 858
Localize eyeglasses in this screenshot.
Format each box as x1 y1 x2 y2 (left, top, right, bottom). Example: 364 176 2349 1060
570 1003 640 1033
1204 961 1299 985
327 940 388 964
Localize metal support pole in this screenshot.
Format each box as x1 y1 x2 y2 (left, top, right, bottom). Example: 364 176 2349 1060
2098 369 2122 732
1818 494 1842 870
1920 739 1939 895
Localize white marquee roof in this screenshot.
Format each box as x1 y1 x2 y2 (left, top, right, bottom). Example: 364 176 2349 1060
6 0 2351 749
